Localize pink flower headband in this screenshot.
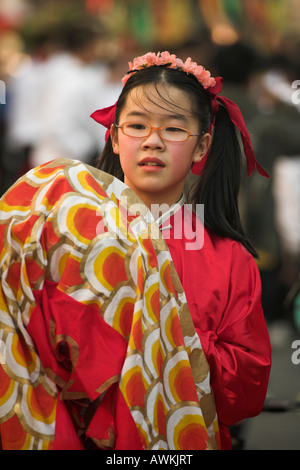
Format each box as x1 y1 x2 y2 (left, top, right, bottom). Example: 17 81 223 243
121 51 216 88
91 51 268 178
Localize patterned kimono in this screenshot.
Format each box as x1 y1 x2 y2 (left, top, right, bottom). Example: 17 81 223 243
0 159 220 450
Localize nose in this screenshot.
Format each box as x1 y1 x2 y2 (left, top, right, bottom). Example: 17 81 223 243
141 127 165 150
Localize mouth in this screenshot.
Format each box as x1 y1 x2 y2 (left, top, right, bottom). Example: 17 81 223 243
139 157 165 167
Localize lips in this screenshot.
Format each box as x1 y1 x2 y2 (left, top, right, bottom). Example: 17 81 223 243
139 157 165 167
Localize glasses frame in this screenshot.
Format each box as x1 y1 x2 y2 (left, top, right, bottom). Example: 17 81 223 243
115 122 202 143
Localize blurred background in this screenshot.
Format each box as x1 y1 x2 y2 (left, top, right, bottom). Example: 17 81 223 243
0 0 300 450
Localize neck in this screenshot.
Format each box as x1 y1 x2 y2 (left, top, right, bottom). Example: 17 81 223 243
134 190 184 216
141 193 184 220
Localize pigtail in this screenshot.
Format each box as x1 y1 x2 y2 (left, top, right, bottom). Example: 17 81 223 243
97 136 124 181
189 105 258 257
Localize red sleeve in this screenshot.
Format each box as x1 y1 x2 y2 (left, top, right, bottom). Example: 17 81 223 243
28 280 144 450
196 243 271 428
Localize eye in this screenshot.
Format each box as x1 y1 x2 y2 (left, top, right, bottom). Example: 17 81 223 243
165 126 186 133
127 123 147 130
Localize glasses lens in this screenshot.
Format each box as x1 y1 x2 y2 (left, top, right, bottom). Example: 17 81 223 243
123 123 149 137
161 127 189 142
121 123 189 141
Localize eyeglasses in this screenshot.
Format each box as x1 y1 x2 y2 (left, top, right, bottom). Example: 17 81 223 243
115 122 201 142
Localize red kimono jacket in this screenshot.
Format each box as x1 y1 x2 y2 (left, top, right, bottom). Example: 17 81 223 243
159 202 271 449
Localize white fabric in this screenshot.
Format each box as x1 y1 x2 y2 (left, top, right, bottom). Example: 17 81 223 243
6 52 121 166
273 156 300 256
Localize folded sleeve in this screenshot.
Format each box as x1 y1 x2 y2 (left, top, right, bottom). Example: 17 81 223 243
28 280 134 449
197 243 271 428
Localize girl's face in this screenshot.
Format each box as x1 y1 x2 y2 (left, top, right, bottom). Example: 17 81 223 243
111 83 210 209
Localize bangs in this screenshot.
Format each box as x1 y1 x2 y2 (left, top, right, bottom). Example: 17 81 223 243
129 81 196 120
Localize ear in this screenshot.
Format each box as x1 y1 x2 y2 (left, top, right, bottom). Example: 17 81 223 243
192 133 211 163
110 124 120 154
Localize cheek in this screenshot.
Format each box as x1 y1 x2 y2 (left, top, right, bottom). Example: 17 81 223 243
170 143 196 169
118 137 138 171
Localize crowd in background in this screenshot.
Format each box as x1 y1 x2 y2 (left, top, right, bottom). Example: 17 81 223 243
0 16 123 193
0 5 300 343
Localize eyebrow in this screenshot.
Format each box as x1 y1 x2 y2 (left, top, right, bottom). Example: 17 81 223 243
125 110 189 123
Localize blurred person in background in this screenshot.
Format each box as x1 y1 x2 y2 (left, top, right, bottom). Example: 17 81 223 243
273 153 300 332
0 26 30 194
214 45 300 330
1 25 62 194
2 17 121 194
29 18 121 169
245 57 300 334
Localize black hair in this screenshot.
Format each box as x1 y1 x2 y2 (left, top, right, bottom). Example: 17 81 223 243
96 64 257 257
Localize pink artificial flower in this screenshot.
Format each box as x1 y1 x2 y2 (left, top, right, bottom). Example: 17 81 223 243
132 56 145 68
183 57 199 74
160 51 172 62
160 51 177 68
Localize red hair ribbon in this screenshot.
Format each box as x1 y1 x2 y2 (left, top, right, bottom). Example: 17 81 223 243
91 80 269 178
192 77 269 177
91 103 117 141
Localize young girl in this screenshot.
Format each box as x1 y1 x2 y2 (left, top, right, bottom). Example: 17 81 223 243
93 51 272 448
0 51 271 451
